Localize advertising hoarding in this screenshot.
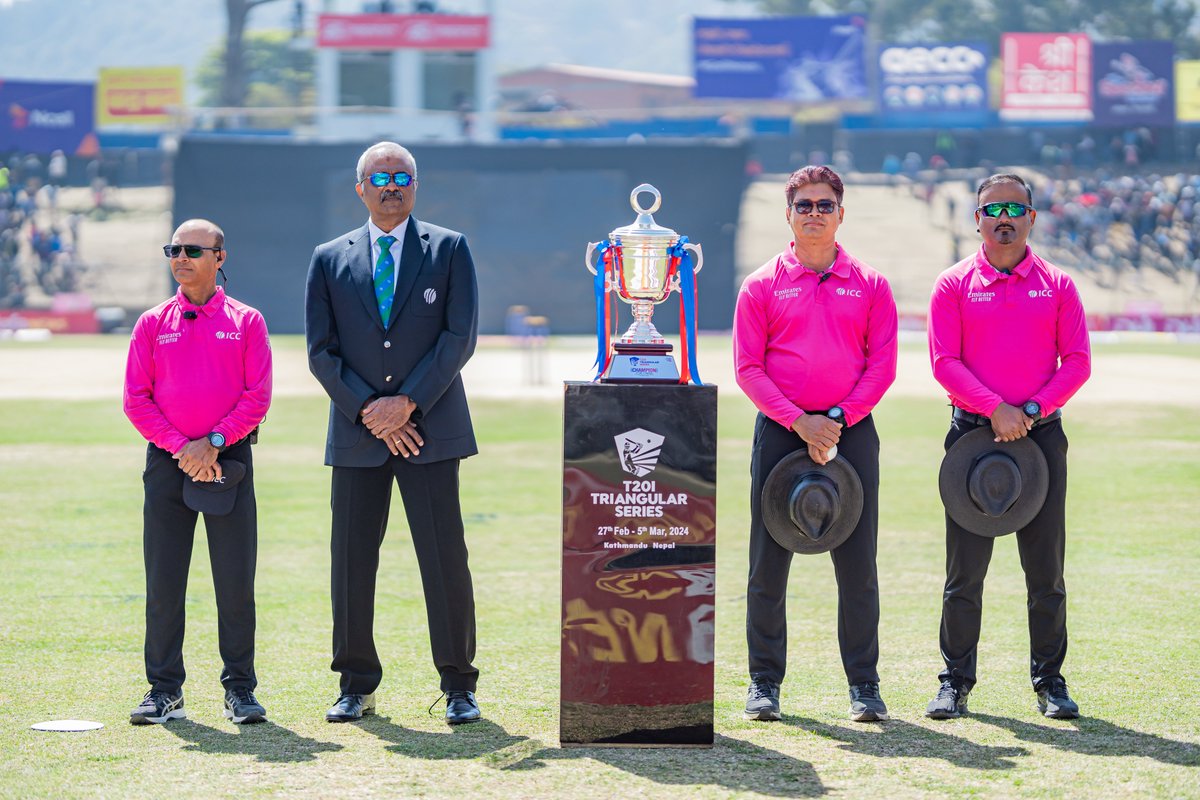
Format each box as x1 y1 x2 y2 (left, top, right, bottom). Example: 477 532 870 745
693 16 868 101
96 67 184 127
877 41 989 123
0 80 95 154
1001 33 1092 122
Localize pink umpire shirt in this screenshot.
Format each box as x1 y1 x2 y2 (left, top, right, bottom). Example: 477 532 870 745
734 244 898 429
928 244 1091 417
124 286 272 454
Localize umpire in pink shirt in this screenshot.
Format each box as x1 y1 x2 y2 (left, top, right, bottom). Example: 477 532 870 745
123 219 272 725
734 166 898 722
926 174 1091 720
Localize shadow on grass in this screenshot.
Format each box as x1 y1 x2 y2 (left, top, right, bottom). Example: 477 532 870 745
783 717 1027 770
972 713 1200 767
362 716 532 760
163 719 343 763
362 718 826 795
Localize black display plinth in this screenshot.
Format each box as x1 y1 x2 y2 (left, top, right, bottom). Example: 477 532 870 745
560 381 717 747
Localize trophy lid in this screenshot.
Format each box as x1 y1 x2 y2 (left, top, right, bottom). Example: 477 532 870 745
609 184 679 245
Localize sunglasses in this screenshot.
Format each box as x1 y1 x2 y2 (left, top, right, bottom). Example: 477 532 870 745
163 244 222 258
977 201 1034 218
792 199 838 215
363 171 414 188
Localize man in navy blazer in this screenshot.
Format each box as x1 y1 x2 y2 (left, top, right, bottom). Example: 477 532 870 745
305 141 482 725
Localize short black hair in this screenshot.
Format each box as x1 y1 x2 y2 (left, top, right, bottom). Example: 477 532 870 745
977 173 1033 205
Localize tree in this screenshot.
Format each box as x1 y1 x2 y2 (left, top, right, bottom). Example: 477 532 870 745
221 0 291 107
731 0 1200 58
197 30 314 108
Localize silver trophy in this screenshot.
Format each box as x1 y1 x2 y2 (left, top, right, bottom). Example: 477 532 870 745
585 184 703 383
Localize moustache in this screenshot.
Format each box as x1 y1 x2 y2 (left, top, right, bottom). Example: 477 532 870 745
381 190 405 201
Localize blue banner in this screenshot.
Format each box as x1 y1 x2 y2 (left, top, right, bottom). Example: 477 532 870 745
0 80 95 155
877 41 989 123
1092 41 1175 127
693 16 868 101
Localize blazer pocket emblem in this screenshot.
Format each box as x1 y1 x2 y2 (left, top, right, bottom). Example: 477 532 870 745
423 287 437 304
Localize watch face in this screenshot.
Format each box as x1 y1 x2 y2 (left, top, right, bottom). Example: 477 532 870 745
210 433 226 447
828 406 844 421
1023 402 1040 416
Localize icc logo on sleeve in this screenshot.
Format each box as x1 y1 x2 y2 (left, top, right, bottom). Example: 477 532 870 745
614 428 665 477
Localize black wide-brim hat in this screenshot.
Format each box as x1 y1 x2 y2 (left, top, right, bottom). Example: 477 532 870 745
939 427 1049 537
182 459 247 516
762 451 864 554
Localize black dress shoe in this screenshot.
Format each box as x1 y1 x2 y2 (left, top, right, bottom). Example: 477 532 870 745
325 692 375 723
445 690 481 725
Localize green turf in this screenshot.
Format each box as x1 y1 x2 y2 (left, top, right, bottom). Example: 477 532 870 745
0 344 1197 799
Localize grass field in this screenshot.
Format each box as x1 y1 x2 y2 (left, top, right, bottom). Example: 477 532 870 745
0 337 1198 799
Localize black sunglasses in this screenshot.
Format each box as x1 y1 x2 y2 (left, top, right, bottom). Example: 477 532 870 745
977 201 1034 218
363 171 414 188
792 199 839 215
163 244 222 258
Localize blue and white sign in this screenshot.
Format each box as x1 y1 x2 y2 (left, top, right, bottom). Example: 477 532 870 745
693 16 868 101
0 80 95 154
877 42 989 119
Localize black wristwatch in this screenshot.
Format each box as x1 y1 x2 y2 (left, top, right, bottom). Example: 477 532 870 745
827 406 845 426
1022 401 1042 422
207 431 227 452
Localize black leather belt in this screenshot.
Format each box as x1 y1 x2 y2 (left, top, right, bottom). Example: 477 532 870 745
953 407 1061 428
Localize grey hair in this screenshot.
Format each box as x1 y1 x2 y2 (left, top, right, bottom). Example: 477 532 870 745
355 142 418 183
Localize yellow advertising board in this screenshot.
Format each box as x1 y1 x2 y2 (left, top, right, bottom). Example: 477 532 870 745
96 67 184 126
1178 61 1200 123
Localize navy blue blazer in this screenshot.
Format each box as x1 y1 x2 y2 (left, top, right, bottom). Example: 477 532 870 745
305 217 479 467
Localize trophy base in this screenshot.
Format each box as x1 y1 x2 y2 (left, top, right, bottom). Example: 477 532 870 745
601 342 679 384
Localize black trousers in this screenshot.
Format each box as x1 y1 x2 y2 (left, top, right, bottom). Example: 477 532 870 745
937 416 1069 691
330 456 478 695
747 412 881 686
142 441 257 694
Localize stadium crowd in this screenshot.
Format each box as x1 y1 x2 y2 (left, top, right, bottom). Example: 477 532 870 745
1031 170 1200 288
0 151 85 307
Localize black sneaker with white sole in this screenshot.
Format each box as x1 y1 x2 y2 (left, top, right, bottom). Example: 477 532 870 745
224 688 267 724
849 682 889 722
130 689 185 725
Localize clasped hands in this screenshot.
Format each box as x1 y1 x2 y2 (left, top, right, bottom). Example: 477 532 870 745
792 413 842 466
990 402 1035 443
174 439 223 482
362 394 424 457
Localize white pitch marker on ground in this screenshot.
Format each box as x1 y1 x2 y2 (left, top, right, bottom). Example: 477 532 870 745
31 720 104 732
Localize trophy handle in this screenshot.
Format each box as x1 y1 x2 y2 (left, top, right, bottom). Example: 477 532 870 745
585 241 601 276
683 242 704 274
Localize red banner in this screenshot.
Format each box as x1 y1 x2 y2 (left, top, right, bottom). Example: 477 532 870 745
1001 33 1092 121
316 14 489 50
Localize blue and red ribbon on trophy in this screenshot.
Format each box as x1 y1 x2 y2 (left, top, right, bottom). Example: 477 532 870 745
669 237 702 385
